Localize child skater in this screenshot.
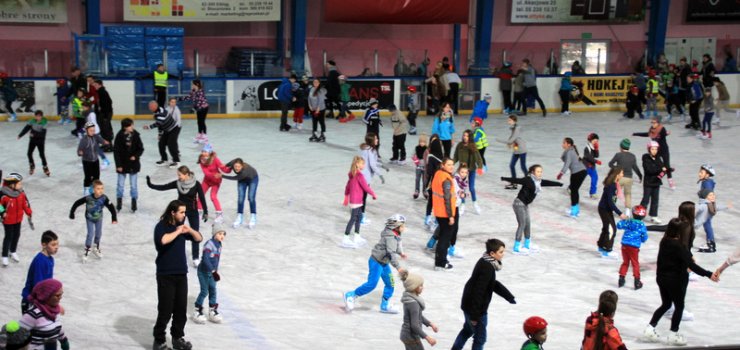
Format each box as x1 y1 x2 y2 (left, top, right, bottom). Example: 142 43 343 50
581 290 627 350
470 93 491 122
499 115 527 190
342 156 377 249
82 101 110 169
646 70 659 117
583 133 601 199
617 205 648 289
641 141 666 224
406 86 420 135
412 134 428 199
633 115 674 189
178 79 209 144
453 130 483 214
54 78 71 125
17 110 50 176
291 82 305 130
559 71 572 116
501 165 563 254
400 271 438 350
307 78 327 143
558 137 588 218
70 88 86 137
113 118 144 213
695 188 731 253
363 98 382 143
222 158 259 229
344 214 408 314
197 144 230 223
389 104 409 164
608 138 642 216
432 102 455 157
471 117 488 171
698 87 714 139
359 133 385 225
597 167 629 259
78 122 107 195
192 223 226 325
1 173 33 267
521 316 548 350
69 180 117 263
624 85 644 119
696 164 716 251
21 230 59 312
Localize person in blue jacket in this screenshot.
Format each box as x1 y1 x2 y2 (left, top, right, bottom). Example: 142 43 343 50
559 72 573 116
21 230 58 312
618 205 648 290
278 75 296 132
685 74 703 130
470 93 491 122
432 102 456 157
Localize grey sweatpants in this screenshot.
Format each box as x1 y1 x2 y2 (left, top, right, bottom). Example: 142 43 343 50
513 198 531 241
402 339 425 350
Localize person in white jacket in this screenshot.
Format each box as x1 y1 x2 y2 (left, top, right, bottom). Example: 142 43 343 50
715 247 740 278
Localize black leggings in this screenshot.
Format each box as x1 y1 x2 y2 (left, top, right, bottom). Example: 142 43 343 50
442 140 452 158
450 210 460 247
641 185 660 217
649 276 688 332
196 107 209 134
186 209 200 260
27 140 47 167
501 89 512 110
559 90 570 112
2 223 21 257
479 147 487 166
597 207 617 251
569 170 587 206
426 189 433 216
435 217 453 267
312 109 326 133
82 160 100 187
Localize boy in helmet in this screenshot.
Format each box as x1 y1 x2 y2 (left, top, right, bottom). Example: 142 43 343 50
522 316 548 350
1 172 33 267
77 122 109 195
344 214 408 314
617 205 648 289
406 85 419 135
625 85 644 119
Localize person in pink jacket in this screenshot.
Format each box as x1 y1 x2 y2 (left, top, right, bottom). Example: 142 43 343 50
343 156 377 249
715 246 740 279
197 144 230 223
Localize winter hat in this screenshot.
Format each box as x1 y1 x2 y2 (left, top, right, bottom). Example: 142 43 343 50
0 321 31 350
698 188 713 199
620 138 631 150
201 143 213 154
402 272 424 292
28 278 63 321
483 93 492 100
368 98 379 106
587 133 599 141
212 222 227 236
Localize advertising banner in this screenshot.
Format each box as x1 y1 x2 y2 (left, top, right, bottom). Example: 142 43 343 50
325 0 468 24
124 0 280 22
0 0 67 23
566 76 662 107
511 0 644 23
686 0 740 22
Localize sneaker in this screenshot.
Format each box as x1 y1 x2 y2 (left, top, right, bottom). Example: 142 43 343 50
192 306 206 324
156 160 167 166
168 162 180 169
152 341 173 350
473 202 481 214
1 257 8 267
379 299 399 314
10 252 19 263
171 337 192 350
208 305 223 323
666 331 687 346
434 263 454 271
343 291 356 311
642 324 661 342
232 213 244 228
93 247 102 258
353 233 367 247
192 259 200 267
248 214 257 229
340 235 356 249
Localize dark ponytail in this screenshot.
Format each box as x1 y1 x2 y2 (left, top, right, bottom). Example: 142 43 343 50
594 290 618 350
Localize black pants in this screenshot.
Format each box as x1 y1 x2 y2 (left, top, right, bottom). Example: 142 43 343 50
153 274 188 344
442 140 452 158
361 192 368 213
392 134 407 161
325 95 338 118
502 89 512 111
514 91 525 111
312 109 326 133
479 147 487 166
186 209 200 260
689 101 701 128
659 149 672 179
523 86 546 115
280 102 290 129
154 86 167 109
569 170 587 206
450 210 460 247
82 160 100 187
27 139 47 167
649 276 688 332
559 90 570 113
98 111 114 146
196 107 209 134
407 111 418 128
626 102 643 118
641 185 660 217
426 189 433 216
73 117 86 136
345 207 362 235
158 127 181 162
435 217 453 267
597 207 617 251
2 223 21 257
448 83 460 114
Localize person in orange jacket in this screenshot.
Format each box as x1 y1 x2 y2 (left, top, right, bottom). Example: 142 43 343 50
581 290 627 350
431 157 456 271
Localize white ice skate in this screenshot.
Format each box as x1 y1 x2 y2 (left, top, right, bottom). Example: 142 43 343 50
666 331 687 346
1 257 8 267
192 259 200 268
650 216 662 224
233 213 244 228
214 212 224 223
688 272 699 282
379 299 399 314
82 249 89 263
10 252 20 263
353 233 367 247
192 307 206 324
473 202 481 215
248 214 256 229
664 306 694 321
208 306 223 323
92 247 102 259
459 204 466 216
641 325 661 342
343 291 356 312
340 235 356 249
600 251 619 260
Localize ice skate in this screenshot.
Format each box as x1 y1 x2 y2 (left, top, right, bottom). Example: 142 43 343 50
116 198 123 212
93 247 102 259
473 202 481 214
340 235 356 249
7 114 17 122
413 190 419 199
29 164 35 175
343 291 356 311
408 126 417 135
697 240 716 253
589 194 599 199
171 337 192 350
208 304 223 323
459 203 466 216
10 252 19 263
600 250 618 260
634 278 643 290
512 241 529 255
214 211 224 223
101 158 110 170
666 331 687 346
248 214 257 229
168 162 180 169
309 133 319 142
43 166 50 177
131 198 137 212
379 299 399 314
668 178 676 190
156 160 167 166
434 263 454 271
193 134 202 144
642 325 661 342
318 133 326 142
1 257 8 267
505 183 518 190
353 233 367 247
82 249 90 263
152 341 172 350
232 213 244 228
192 259 200 268
192 306 206 324
448 246 464 259
618 276 625 288
650 216 662 224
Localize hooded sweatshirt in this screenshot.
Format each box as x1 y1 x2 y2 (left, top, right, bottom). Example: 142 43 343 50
400 291 431 341
370 228 404 269
0 186 32 224
359 145 380 184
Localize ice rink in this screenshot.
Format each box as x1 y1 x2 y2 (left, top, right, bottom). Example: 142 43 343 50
1 110 739 349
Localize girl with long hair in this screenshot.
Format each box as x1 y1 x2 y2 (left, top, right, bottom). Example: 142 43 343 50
308 78 327 142
196 143 230 223
453 130 483 215
179 79 209 144
432 102 455 157
359 133 384 225
558 137 588 217
342 156 376 248
581 290 626 350
597 167 628 258
498 114 527 190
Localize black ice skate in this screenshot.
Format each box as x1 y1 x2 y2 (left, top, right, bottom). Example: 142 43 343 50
698 240 716 253
309 133 319 142
318 133 326 142
618 276 625 288
131 198 137 212
634 278 643 290
116 198 123 212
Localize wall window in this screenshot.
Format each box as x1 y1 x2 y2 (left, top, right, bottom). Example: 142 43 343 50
560 40 610 74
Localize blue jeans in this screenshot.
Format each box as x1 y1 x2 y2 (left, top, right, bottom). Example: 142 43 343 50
195 269 217 307
452 312 488 350
116 173 138 199
85 219 103 248
353 257 394 300
587 166 599 196
468 171 477 202
703 217 715 241
702 112 714 133
237 175 259 214
509 153 527 178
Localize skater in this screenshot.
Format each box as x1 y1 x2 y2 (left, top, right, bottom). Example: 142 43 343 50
307 78 327 142
1 173 34 267
608 138 643 215
633 116 674 189
17 110 50 176
685 74 703 130
362 98 382 142
21 230 58 312
325 61 341 118
501 165 563 253
642 219 718 346
432 102 455 157
54 78 70 125
453 130 483 214
559 71 572 115
664 78 684 121
342 156 377 248
557 137 588 218
451 238 516 350
406 85 420 135
583 133 601 199
82 101 111 169
423 135 445 231
343 214 408 314
520 58 547 117
179 79 209 144
498 61 514 114
597 167 629 258
521 316 548 350
152 200 202 350
0 72 18 122
447 164 468 258
470 93 491 122
399 271 439 350
70 88 86 137
499 115 527 190
471 118 488 171
92 80 114 151
695 164 716 252
695 189 730 253
143 100 180 168
646 70 659 117
277 75 294 131
640 141 666 224
617 205 648 290
338 75 354 122
412 134 428 199
192 223 225 325
389 104 409 164
113 118 144 213
580 290 626 350
77 122 108 194
222 158 259 229
624 86 644 119
19 278 70 350
698 87 714 139
291 82 306 130
147 166 208 266
359 133 384 225
197 144 230 223
713 78 736 124
431 157 457 270
137 63 180 109
69 180 118 263
513 67 526 114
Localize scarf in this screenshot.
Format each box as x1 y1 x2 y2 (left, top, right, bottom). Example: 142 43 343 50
0 186 21 198
401 291 425 311
648 124 663 139
481 253 502 271
28 278 62 321
529 174 542 194
176 176 196 195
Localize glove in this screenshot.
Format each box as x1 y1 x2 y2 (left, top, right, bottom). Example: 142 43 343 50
28 217 35 231
212 271 221 282
556 172 563 180
379 175 386 184
476 168 484 176
202 212 209 222
594 143 599 151
60 338 70 350
69 212 75 220
595 160 602 165
657 172 665 179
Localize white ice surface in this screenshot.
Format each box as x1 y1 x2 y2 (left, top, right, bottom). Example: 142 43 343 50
1 112 739 349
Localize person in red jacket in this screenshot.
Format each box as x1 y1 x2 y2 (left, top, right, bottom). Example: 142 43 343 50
197 143 231 223
581 290 627 350
1 172 33 267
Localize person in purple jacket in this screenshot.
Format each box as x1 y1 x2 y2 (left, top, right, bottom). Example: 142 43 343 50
21 230 58 312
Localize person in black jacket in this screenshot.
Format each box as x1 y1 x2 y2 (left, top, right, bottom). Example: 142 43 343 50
113 118 144 213
143 100 179 167
66 66 86 102
501 165 562 254
92 80 114 151
17 110 49 176
451 239 516 350
147 166 208 267
325 60 341 118
640 141 666 224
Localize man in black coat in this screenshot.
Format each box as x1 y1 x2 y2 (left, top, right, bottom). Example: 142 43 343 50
451 238 516 350
325 60 341 118
113 118 144 212
94 80 114 151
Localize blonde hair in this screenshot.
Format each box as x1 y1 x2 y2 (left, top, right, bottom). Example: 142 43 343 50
418 133 428 145
349 156 365 177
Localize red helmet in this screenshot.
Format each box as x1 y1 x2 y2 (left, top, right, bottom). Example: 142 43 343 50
523 316 548 336
648 70 656 77
473 117 483 126
632 205 647 217
56 78 66 85
407 85 416 92
630 86 639 93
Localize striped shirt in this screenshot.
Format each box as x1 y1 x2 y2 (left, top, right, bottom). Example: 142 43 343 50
149 107 177 132
19 304 66 350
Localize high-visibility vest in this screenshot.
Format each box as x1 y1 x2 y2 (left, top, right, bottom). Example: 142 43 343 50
154 71 168 87
474 128 488 149
648 78 659 94
431 170 456 218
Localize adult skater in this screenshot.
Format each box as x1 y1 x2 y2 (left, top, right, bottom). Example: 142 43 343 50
152 200 202 350
633 116 674 190
431 157 457 270
92 79 114 152
608 138 642 215
138 64 180 109
143 100 180 168
424 134 445 231
519 59 547 117
558 137 587 218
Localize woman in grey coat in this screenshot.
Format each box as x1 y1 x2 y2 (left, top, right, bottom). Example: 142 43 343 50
557 137 587 217
307 79 327 142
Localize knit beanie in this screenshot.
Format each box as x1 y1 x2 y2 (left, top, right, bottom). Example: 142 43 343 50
402 272 424 292
698 188 713 199
201 143 213 154
0 321 31 350
620 138 631 150
212 222 226 236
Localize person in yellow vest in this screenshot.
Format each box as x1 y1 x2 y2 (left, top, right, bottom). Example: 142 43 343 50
472 117 488 171
646 70 659 118
431 157 456 271
138 64 180 109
